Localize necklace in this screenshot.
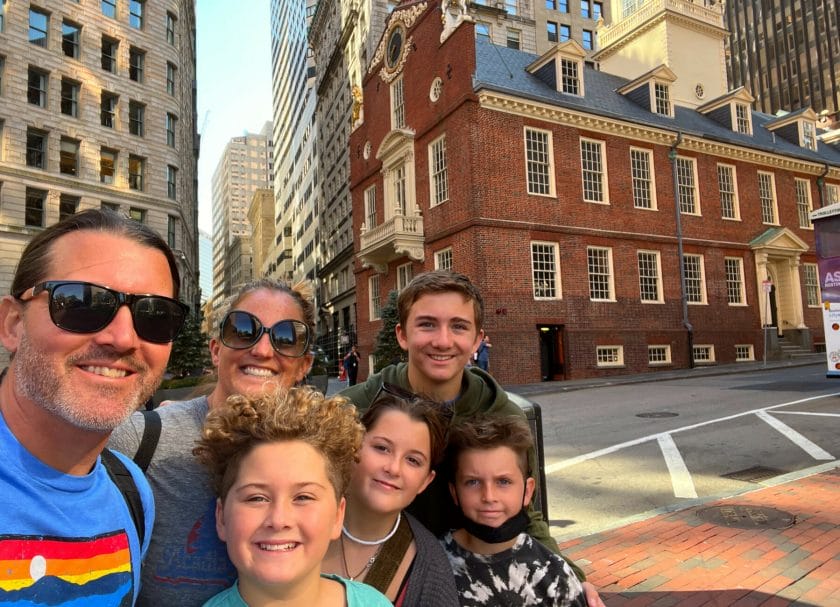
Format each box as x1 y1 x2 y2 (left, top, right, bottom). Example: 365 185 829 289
339 535 382 581
342 511 401 545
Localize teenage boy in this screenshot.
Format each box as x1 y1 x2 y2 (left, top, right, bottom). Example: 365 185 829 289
443 415 586 607
341 271 603 607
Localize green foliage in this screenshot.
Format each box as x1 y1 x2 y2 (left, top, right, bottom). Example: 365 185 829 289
167 313 211 378
373 290 405 372
159 375 207 390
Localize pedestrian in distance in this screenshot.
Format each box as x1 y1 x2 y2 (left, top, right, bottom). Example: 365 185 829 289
343 344 361 386
442 415 586 607
193 387 391 607
476 334 492 372
109 278 316 606
0 209 188 605
340 270 604 607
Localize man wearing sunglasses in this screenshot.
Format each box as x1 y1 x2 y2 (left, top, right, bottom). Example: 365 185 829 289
0 209 187 606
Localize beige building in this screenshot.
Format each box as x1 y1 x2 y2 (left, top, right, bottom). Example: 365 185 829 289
0 0 200 349
210 122 272 311
248 187 274 277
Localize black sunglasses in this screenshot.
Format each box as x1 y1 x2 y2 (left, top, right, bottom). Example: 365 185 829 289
374 382 455 424
220 310 311 358
19 281 188 344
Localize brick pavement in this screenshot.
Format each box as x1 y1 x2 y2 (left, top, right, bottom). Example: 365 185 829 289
558 466 840 606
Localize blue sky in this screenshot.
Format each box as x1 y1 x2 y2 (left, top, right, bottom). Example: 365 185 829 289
196 0 273 233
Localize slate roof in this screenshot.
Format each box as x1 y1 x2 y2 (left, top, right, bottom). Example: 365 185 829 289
472 38 840 166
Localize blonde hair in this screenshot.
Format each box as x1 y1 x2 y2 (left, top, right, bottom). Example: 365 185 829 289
214 278 316 339
194 386 364 501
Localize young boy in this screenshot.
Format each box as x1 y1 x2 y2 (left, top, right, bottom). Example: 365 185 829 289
193 387 390 607
340 271 602 605
443 415 587 607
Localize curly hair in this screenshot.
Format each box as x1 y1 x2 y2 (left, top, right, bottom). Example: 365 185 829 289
445 415 533 480
194 386 364 501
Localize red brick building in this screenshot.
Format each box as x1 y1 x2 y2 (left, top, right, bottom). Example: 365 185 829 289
349 0 840 384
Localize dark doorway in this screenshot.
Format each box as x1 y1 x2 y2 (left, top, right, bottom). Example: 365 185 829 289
769 284 779 335
538 325 565 381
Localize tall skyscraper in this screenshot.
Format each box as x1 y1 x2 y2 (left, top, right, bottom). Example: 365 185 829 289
724 0 839 122
0 0 200 328
210 122 272 311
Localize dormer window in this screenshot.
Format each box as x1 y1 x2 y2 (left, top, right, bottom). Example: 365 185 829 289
734 103 751 134
526 40 587 98
561 57 580 95
762 107 819 151
653 82 671 116
801 121 817 151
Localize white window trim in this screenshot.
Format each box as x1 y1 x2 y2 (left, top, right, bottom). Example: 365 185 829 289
735 344 755 361
364 185 376 230
434 247 453 271
731 102 752 135
530 240 561 300
369 275 382 321
684 253 707 305
717 163 740 221
637 249 663 303
803 263 820 307
648 344 672 366
428 134 449 207
587 246 615 302
580 137 609 204
676 156 700 216
795 178 813 230
692 344 716 364
799 120 817 151
650 80 673 117
390 75 405 130
825 183 840 206
396 262 413 292
630 147 657 211
524 127 556 197
758 171 779 225
596 345 624 367
557 56 584 96
724 256 747 306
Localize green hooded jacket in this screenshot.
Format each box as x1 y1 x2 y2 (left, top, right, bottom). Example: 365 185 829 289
340 362 585 581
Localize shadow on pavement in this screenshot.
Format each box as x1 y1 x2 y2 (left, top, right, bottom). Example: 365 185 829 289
603 589 819 606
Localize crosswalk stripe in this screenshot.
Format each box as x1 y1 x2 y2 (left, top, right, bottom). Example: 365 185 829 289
755 410 834 460
657 434 698 498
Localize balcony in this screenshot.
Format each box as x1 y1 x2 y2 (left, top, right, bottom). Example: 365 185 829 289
599 0 724 50
358 212 424 273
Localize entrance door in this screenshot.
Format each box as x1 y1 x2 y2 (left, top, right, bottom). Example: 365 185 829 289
538 325 565 381
769 284 779 335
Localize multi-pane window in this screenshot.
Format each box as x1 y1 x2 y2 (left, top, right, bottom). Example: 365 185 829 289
59 138 80 176
531 241 560 299
129 207 145 223
364 185 376 228
129 0 144 29
129 47 144 82
166 12 176 44
581 0 591 18
724 257 745 305
166 113 177 147
391 76 405 129
435 248 453 271
62 20 81 58
593 1 603 19
394 165 406 215
580 139 606 203
25 188 46 227
826 184 840 206
369 275 382 320
692 345 714 363
166 62 177 95
29 8 49 48
102 36 118 73
582 29 594 50
683 254 706 303
475 22 491 42
396 263 413 292
676 157 698 214
560 58 579 95
525 128 553 196
167 215 177 248
26 128 47 169
638 251 661 302
758 172 777 224
28 68 48 107
630 148 654 209
59 194 79 220
717 164 738 219
801 121 817 151
596 346 623 367
734 103 751 134
588 247 614 300
129 101 145 136
100 148 117 184
102 0 116 18
547 21 558 43
505 0 517 14
101 92 118 127
795 178 812 228
560 24 570 41
429 136 448 206
653 82 671 116
803 263 819 307
735 345 754 361
506 28 521 49
648 345 671 365
559 0 569 11
128 154 144 191
167 165 177 199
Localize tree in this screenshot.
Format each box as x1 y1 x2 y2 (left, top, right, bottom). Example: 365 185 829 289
373 290 405 372
167 313 211 377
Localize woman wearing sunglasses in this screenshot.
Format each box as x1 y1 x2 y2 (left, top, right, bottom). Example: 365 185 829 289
109 278 316 607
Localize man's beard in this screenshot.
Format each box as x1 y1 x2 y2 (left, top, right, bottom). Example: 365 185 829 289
14 333 162 432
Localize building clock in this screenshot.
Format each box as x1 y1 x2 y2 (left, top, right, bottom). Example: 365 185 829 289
386 26 405 70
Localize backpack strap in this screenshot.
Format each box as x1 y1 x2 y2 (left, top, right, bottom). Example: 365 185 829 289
101 448 146 547
364 513 413 592
133 409 162 473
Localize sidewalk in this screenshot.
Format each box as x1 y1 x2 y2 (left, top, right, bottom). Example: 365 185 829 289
558 462 840 606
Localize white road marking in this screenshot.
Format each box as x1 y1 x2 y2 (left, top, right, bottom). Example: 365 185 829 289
774 411 840 418
657 434 698 498
755 410 834 460
546 392 840 474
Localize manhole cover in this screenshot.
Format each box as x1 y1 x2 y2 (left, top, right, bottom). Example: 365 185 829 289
722 466 784 483
636 412 679 418
697 505 795 529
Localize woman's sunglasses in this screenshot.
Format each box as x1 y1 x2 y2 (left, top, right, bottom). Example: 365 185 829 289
219 310 311 358
18 280 188 344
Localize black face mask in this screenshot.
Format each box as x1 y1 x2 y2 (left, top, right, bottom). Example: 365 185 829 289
459 507 530 544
